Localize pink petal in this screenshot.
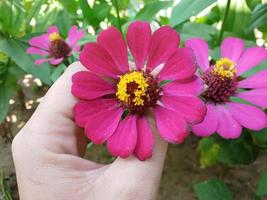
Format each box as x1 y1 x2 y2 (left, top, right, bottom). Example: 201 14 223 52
227 102 267 130
47 26 59 34
85 106 123 144
185 38 210 71
235 88 267 107
27 47 49 55
160 95 206 124
127 21 151 70
238 70 267 89
29 34 50 50
162 76 204 96
50 57 64 65
221 37 244 62
157 47 196 81
70 45 81 54
192 103 219 137
97 26 129 73
154 106 188 144
34 58 51 65
146 26 180 70
80 43 122 78
236 47 267 76
74 99 118 127
107 115 137 158
67 25 85 47
216 105 242 139
72 71 115 100
134 117 154 161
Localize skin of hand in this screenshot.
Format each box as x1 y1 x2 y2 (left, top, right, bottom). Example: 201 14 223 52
12 62 168 200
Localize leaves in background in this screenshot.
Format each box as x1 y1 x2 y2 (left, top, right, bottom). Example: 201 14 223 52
0 86 13 123
55 10 73 38
0 37 51 85
0 0 25 35
199 133 258 167
170 0 216 27
252 129 267 149
58 0 79 15
135 0 173 22
256 171 267 196
247 3 267 33
80 0 111 29
51 64 66 83
179 22 217 44
194 179 233 200
218 0 253 39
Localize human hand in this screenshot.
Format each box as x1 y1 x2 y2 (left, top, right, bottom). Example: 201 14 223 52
12 62 168 200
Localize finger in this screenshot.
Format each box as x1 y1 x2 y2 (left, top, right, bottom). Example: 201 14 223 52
19 62 88 156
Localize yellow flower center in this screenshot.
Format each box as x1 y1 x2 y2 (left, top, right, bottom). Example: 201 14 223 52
212 58 237 78
48 32 61 42
116 71 149 106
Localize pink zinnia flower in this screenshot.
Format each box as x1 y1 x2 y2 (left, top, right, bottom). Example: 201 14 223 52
72 21 206 160
27 26 84 65
185 37 267 139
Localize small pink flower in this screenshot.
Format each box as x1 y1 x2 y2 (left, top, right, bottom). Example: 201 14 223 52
27 26 84 65
72 21 206 160
185 37 267 139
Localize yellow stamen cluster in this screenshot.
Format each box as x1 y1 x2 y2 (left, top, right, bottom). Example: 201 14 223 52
212 58 237 78
48 32 61 42
116 71 149 106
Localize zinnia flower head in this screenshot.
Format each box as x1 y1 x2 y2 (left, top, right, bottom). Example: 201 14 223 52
185 37 267 139
72 21 206 160
27 26 84 65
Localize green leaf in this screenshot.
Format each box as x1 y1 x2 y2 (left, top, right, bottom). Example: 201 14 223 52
80 0 111 28
0 37 51 85
179 22 217 43
51 64 66 83
0 86 13 123
218 0 253 39
217 133 258 165
199 137 220 168
247 3 267 32
0 0 25 35
194 179 233 200
78 34 97 46
252 128 267 149
25 0 46 29
135 1 173 22
199 134 258 166
59 0 79 15
256 171 267 196
34 6 59 32
54 10 73 38
170 0 216 27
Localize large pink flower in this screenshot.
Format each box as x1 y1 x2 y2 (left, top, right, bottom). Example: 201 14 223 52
185 37 267 139
27 26 84 65
72 21 206 160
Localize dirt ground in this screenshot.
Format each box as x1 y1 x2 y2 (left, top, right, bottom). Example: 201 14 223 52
0 76 267 200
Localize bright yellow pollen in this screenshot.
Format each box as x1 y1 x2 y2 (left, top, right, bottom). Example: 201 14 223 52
48 32 61 42
212 58 237 78
116 71 149 106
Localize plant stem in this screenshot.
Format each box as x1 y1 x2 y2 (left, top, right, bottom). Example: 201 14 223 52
218 0 231 44
113 0 122 33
